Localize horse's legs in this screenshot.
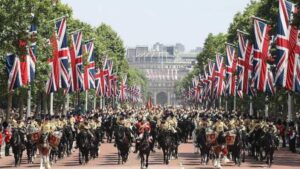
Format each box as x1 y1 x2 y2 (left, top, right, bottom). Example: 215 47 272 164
40 155 44 169
140 154 143 169
146 152 150 168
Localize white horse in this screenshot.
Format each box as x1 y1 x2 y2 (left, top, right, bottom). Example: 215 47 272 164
38 133 52 169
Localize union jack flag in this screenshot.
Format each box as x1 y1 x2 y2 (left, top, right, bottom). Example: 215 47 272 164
106 60 114 97
69 31 84 92
237 31 254 95
6 54 22 92
6 22 37 92
275 0 300 92
207 59 215 99
83 41 95 90
213 54 226 99
119 75 127 101
202 67 210 100
225 43 238 96
46 18 70 94
253 18 275 95
20 23 37 86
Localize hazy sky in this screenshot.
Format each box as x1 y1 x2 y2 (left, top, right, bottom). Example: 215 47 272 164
61 0 251 50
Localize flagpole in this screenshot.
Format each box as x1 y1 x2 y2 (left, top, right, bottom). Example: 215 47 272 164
65 93 69 115
50 92 54 115
93 94 96 111
265 95 269 118
85 90 88 112
249 96 253 116
27 86 31 118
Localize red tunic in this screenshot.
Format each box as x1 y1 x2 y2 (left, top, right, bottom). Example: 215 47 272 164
0 133 3 146
4 129 11 143
138 122 151 134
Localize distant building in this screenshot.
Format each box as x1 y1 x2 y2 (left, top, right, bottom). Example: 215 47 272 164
175 43 185 53
191 46 203 53
152 42 165 52
126 43 198 106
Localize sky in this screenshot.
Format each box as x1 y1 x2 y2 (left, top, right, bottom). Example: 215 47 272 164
61 0 251 50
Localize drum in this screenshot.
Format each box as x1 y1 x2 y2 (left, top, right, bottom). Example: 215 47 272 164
225 133 236 146
30 131 41 143
49 131 62 148
206 131 217 144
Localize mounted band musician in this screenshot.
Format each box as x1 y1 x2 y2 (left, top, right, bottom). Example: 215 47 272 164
134 116 151 153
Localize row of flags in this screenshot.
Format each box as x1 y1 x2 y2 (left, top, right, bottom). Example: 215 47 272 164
5 16 141 103
186 0 300 102
146 69 178 80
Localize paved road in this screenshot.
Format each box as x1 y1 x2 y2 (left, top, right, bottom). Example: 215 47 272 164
0 141 300 169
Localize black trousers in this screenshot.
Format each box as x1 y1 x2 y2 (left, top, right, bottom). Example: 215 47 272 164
282 135 286 147
289 138 296 153
5 143 10 156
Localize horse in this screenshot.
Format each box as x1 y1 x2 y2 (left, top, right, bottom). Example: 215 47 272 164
103 115 114 143
37 133 51 169
25 133 37 164
115 125 131 164
138 130 151 169
90 127 102 159
261 130 279 168
158 130 175 164
211 131 227 169
77 129 91 165
251 128 264 161
63 125 74 156
10 129 25 167
149 120 157 152
230 128 243 166
195 128 210 165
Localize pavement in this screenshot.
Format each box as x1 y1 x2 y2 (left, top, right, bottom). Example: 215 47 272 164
1 140 300 169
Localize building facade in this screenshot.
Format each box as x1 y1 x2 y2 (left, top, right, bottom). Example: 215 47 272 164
126 44 199 106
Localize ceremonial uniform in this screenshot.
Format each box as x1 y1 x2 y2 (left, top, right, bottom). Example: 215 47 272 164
214 120 228 133
41 121 55 134
167 116 177 133
4 128 11 156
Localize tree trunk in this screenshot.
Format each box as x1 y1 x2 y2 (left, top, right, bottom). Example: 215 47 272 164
35 92 42 118
6 92 13 121
42 92 48 115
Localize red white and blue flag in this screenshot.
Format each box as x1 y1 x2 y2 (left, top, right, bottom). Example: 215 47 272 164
46 18 70 94
207 59 215 99
83 41 95 90
213 54 226 98
106 60 114 97
7 22 37 92
119 75 127 101
6 54 22 92
225 43 238 96
69 31 84 92
275 0 300 93
253 18 275 95
237 31 254 96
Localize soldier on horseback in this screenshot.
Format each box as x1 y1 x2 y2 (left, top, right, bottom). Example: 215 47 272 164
213 115 230 163
134 116 151 153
